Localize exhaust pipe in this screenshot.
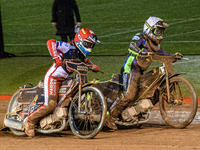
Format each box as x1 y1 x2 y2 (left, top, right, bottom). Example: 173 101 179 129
37 119 66 134
4 119 23 131
4 118 66 134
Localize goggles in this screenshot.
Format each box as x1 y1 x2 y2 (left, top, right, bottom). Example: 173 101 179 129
82 40 95 49
152 27 165 36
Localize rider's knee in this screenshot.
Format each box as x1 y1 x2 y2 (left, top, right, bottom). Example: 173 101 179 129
48 100 57 108
46 95 58 109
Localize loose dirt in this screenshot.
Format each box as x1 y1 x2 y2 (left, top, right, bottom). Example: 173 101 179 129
0 100 200 150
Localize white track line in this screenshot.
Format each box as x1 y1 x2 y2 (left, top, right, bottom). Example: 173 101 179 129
174 58 200 65
3 17 200 45
98 29 141 38
99 17 200 38
165 30 200 38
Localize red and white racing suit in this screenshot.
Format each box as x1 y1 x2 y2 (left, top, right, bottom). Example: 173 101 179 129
44 39 74 105
26 39 98 125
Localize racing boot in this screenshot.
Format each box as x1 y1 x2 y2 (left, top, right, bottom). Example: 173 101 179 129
106 112 118 130
25 119 35 137
106 103 124 130
106 93 132 130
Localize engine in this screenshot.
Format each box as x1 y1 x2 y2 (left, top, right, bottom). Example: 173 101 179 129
121 99 153 122
39 107 68 130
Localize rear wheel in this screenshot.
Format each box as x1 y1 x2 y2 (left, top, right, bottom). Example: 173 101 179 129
159 76 198 128
6 91 26 136
69 86 107 139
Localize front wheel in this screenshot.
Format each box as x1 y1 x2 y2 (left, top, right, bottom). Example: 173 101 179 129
69 86 107 139
159 76 198 128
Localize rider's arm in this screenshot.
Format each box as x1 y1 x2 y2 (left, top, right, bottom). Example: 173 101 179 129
157 48 174 56
46 39 63 67
56 41 72 54
46 39 71 57
84 57 100 72
128 34 144 56
46 39 60 59
46 39 71 67
157 48 183 60
84 56 93 65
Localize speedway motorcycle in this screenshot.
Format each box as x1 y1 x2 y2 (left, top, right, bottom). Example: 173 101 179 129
4 59 107 139
94 53 198 129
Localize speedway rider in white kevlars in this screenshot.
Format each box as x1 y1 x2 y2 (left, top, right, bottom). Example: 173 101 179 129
25 28 100 137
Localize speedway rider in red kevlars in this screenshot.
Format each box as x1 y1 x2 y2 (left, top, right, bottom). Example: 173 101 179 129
25 28 100 137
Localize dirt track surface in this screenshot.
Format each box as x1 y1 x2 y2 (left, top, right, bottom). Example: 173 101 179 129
1 100 200 150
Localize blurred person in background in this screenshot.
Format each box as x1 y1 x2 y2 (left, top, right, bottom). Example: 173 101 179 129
52 0 81 42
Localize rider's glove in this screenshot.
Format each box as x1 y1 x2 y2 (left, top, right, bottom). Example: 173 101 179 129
54 57 62 68
75 25 80 33
175 52 183 60
138 51 152 58
91 65 100 72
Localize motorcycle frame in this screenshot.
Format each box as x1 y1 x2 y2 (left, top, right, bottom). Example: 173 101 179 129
136 54 182 103
57 59 95 113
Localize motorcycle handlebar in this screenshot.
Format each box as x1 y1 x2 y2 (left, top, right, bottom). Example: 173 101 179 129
139 52 184 61
138 52 153 58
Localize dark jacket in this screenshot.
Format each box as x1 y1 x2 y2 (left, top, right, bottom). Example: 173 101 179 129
52 0 81 35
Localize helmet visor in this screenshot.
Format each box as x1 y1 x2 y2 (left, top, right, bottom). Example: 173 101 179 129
82 40 95 49
87 34 101 44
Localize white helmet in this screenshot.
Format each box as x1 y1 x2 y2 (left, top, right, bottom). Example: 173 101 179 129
143 16 169 44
